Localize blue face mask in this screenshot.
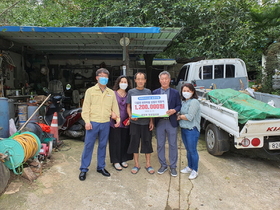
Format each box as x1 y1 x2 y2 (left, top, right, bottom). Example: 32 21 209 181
99 77 108 85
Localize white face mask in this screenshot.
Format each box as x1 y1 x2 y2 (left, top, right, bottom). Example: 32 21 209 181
183 92 192 99
119 83 128 90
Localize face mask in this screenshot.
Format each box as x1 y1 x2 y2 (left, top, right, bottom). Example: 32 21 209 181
119 83 128 90
99 77 108 85
183 92 192 99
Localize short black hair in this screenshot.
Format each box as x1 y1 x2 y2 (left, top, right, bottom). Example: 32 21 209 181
134 72 147 79
180 83 198 100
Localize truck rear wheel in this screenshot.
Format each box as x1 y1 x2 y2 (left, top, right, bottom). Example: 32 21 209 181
205 124 229 156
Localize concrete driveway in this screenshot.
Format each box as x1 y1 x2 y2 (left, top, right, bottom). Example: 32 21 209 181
1 132 280 210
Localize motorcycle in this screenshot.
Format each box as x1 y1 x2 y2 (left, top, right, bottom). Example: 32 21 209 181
37 80 85 140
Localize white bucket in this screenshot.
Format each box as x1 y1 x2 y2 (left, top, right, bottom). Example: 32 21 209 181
18 105 27 114
18 104 28 126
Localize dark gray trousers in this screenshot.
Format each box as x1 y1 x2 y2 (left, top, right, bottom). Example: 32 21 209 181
155 119 178 169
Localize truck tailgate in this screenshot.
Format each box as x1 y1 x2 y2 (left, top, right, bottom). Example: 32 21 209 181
240 119 280 137
199 99 240 137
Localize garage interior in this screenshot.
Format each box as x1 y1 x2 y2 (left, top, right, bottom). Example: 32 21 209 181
0 26 182 100
0 25 182 139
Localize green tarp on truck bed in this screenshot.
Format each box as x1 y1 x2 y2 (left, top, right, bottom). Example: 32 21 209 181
206 88 280 124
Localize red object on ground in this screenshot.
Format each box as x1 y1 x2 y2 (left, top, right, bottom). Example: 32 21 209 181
37 123 51 133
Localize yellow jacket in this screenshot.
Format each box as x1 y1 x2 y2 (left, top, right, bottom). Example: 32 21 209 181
82 84 120 124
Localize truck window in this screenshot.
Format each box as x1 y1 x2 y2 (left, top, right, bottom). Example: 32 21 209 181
214 65 224 78
176 65 189 84
203 65 213 79
226 64 235 78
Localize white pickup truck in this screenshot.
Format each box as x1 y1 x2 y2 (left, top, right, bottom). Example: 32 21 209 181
174 58 248 91
198 89 280 156
174 58 280 155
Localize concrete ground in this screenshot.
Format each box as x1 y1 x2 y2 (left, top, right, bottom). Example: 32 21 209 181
1 132 280 210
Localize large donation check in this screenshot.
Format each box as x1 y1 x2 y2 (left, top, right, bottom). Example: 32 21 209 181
131 94 168 118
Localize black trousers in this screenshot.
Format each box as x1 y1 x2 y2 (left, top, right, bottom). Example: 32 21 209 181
127 123 153 154
109 127 133 163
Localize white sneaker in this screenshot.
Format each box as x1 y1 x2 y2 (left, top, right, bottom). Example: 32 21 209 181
189 170 198 180
180 166 192 174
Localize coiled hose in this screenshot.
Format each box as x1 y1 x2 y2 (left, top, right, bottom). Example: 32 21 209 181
13 133 39 162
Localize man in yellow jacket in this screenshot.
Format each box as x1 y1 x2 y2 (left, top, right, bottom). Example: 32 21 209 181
79 68 120 181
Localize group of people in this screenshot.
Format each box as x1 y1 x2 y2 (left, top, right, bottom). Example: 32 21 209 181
78 68 201 181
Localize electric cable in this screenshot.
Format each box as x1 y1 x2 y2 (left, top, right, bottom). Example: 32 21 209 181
13 133 39 162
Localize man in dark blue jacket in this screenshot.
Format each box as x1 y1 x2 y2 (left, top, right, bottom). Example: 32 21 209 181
152 71 182 177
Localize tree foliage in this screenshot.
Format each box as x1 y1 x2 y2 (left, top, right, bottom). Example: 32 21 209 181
250 2 280 92
70 0 264 68
0 0 78 27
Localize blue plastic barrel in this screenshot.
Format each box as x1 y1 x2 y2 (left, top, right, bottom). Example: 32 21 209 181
0 97 9 138
8 99 15 119
28 105 39 123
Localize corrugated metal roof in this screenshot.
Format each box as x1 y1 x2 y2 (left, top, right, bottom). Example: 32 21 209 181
137 58 177 66
0 26 182 55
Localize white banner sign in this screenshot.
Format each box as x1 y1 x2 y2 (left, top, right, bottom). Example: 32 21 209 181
131 94 168 118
